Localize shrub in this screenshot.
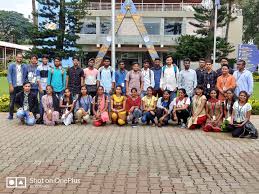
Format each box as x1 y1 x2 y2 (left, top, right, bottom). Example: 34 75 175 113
0 70 7 77
249 99 259 115
0 94 9 112
253 72 259 82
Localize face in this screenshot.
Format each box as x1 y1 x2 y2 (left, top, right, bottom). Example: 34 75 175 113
54 59 61 67
73 59 79 66
166 57 173 65
46 86 53 94
206 62 212 70
88 60 94 67
64 89 71 97
97 87 104 95
131 89 137 97
154 60 160 67
81 87 87 95
199 60 205 68
184 61 190 69
222 66 229 75
119 63 125 70
143 62 149 69
210 90 217 99
147 88 153 96
226 90 234 100
132 64 139 71
31 57 38 65
239 92 247 102
178 90 185 98
103 59 110 67
163 92 170 100
221 59 228 65
196 88 202 95
115 87 122 95
42 58 48 65
236 62 245 71
23 83 31 92
16 54 23 63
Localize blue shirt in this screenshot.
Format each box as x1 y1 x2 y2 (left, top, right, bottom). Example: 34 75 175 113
75 95 92 112
152 67 162 90
36 64 50 91
47 66 66 93
97 66 115 93
7 63 28 87
233 69 254 96
115 69 128 94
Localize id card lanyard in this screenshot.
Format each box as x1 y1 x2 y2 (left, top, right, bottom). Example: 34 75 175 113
236 103 244 123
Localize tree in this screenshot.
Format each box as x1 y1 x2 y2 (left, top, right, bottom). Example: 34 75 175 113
0 10 33 44
30 0 89 59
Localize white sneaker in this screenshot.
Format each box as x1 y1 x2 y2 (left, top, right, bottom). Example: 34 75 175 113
181 123 186 129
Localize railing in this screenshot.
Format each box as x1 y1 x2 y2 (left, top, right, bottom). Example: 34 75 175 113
87 2 202 11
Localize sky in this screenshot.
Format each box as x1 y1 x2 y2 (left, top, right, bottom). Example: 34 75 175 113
1 0 33 18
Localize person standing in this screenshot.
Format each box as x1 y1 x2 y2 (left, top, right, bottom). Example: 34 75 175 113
203 59 218 98
216 58 234 77
216 64 236 101
36 54 50 124
97 56 115 96
196 58 206 86
152 58 162 97
233 60 254 98
115 61 128 95
47 57 66 99
84 58 99 97
141 60 154 98
66 56 84 98
125 62 144 96
7 53 28 120
160 55 179 101
178 58 197 98
27 55 39 95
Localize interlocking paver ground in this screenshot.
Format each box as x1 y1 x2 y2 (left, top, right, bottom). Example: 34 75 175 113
0 113 259 194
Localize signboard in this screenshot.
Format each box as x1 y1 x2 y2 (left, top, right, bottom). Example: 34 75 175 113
238 44 259 72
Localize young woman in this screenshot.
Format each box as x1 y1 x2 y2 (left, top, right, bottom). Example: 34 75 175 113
156 90 173 127
111 85 127 126
221 89 235 132
92 86 110 127
172 88 190 128
75 85 92 124
141 87 157 126
60 88 74 126
188 86 207 129
41 85 60 126
126 88 142 126
204 89 223 132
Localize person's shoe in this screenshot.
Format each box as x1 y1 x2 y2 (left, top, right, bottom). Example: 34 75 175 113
36 118 43 124
158 123 162 128
8 115 13 120
181 123 186 129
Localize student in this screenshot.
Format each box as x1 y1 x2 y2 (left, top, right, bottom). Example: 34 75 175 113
216 57 234 77
74 85 92 124
204 89 223 132
111 85 127 126
84 58 99 97
160 55 179 101
203 59 217 98
152 58 162 97
125 62 144 96
115 61 128 95
188 86 207 129
229 91 258 138
27 55 39 95
172 88 191 128
7 53 28 120
141 87 157 126
141 60 154 98
41 85 60 126
126 88 142 126
15 82 38 126
60 88 74 126
156 90 173 127
92 86 110 127
196 58 206 86
47 57 66 99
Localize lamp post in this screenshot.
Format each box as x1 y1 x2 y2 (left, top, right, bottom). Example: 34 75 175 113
111 0 116 70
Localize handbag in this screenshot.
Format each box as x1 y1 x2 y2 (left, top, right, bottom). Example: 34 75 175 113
243 121 258 139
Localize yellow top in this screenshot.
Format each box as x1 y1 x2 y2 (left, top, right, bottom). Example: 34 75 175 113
112 94 125 110
142 96 157 109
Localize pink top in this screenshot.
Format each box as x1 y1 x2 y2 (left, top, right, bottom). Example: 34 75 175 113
84 68 98 85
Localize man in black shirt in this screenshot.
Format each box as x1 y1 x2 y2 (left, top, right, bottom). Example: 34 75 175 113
196 58 206 86
203 59 218 98
216 57 234 77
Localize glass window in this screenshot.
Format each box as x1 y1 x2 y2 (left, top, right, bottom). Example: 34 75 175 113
143 18 160 35
81 18 96 34
100 17 111 34
164 18 182 35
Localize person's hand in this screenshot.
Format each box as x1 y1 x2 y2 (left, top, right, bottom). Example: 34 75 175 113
126 91 129 96
29 112 33 117
129 107 134 113
39 87 43 94
164 109 168 114
9 85 14 93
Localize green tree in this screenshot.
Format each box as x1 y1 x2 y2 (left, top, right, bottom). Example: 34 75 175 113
0 10 33 44
30 0 89 59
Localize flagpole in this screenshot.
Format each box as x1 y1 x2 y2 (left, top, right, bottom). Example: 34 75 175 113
213 2 218 65
112 0 116 70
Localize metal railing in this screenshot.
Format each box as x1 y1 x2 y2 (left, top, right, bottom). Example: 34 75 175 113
87 2 201 11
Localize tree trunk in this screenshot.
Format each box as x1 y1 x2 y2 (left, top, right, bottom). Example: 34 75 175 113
57 0 66 52
32 0 37 26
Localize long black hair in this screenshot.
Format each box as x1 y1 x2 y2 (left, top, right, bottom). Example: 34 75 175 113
178 88 188 98
46 85 60 112
225 89 235 115
63 88 73 105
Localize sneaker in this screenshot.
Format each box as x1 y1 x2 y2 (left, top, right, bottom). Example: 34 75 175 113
8 115 13 120
181 123 186 129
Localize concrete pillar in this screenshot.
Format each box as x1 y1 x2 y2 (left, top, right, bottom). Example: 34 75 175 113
96 16 101 36
4 47 7 69
182 17 187 35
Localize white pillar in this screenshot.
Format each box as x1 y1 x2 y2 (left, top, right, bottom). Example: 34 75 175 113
111 0 116 69
213 5 218 65
4 47 7 69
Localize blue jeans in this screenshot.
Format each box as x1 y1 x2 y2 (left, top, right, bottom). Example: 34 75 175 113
16 109 35 126
141 91 147 99
141 111 155 124
170 91 177 102
39 90 46 117
55 91 64 99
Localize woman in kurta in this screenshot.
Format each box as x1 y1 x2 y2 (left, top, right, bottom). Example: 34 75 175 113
126 88 142 126
60 88 74 126
188 86 207 129
42 85 60 126
204 89 223 132
92 86 110 127
111 85 127 126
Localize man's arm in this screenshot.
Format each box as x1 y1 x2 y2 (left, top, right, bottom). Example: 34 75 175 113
248 72 254 96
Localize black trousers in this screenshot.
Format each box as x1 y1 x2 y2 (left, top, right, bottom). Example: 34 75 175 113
9 86 23 117
228 122 248 138
176 110 190 124
156 108 170 124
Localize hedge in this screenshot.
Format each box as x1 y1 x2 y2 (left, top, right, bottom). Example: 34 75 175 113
253 72 259 82
0 70 7 77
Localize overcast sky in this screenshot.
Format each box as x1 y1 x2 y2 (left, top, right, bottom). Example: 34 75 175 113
1 0 33 18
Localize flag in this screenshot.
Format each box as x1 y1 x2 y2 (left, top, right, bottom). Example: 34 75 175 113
215 0 221 9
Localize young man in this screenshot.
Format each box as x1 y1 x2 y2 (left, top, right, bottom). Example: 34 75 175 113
233 60 254 97
178 58 197 98
27 55 39 95
203 59 218 98
36 54 50 124
216 64 236 101
84 58 98 97
7 53 28 120
97 56 115 96
160 55 179 101
115 61 128 95
125 62 144 96
141 60 154 97
66 56 84 98
152 58 162 97
196 58 206 86
15 82 39 126
216 57 234 77
47 57 66 99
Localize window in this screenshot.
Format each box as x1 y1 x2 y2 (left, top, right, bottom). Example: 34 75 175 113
81 18 96 34
164 18 182 35
100 17 111 34
143 18 160 35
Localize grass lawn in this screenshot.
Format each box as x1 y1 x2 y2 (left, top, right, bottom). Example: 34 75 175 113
253 82 259 99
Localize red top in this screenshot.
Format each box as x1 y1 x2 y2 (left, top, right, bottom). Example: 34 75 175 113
126 96 141 112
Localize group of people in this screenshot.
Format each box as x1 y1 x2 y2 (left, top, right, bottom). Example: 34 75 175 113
7 53 258 139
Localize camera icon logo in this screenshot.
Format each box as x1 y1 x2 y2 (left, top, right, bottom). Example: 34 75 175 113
6 177 26 188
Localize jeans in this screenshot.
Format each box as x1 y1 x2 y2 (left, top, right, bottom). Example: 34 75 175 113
17 109 35 126
39 90 46 117
55 91 64 99
170 91 177 102
141 91 147 98
141 111 155 124
9 86 23 117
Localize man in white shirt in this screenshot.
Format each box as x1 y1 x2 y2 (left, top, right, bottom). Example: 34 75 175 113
160 55 179 101
141 60 155 98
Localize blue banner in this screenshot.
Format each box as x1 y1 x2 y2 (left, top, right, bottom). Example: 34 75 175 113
238 44 259 72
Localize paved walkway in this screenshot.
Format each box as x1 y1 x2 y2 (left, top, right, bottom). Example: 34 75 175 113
0 113 258 194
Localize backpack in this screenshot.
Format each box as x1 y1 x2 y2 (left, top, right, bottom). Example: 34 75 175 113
50 67 65 88
99 66 113 80
162 65 178 79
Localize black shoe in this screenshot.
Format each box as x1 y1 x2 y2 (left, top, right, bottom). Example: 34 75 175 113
36 118 43 124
